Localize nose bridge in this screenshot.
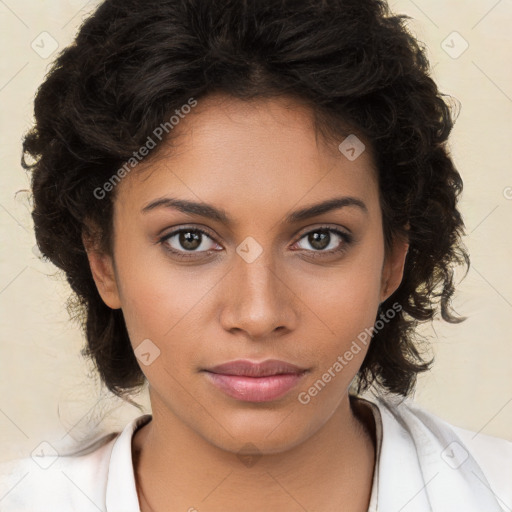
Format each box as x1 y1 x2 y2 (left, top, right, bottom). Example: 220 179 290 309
234 243 282 306
220 240 295 336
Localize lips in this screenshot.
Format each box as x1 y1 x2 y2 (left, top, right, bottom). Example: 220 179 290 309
202 359 309 402
204 359 307 377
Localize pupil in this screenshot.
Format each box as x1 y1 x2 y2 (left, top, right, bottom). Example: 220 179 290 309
180 231 201 250
309 230 329 250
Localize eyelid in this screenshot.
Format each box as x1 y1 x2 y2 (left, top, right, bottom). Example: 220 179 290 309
293 223 352 241
159 225 219 248
159 223 217 238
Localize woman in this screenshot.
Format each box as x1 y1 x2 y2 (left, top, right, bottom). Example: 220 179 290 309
0 0 510 511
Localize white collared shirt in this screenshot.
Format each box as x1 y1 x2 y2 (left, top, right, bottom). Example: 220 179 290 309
1 394 511 511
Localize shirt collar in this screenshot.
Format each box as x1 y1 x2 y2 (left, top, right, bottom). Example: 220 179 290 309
104 395 504 512
362 393 505 512
106 413 152 512
103 402 382 512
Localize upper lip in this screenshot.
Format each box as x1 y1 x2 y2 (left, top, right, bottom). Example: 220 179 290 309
204 359 308 377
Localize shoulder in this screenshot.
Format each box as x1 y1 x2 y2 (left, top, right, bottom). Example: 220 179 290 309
367 393 512 509
0 432 118 512
449 422 512 504
395 397 512 470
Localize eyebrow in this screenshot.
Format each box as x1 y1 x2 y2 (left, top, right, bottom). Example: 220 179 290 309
141 195 368 224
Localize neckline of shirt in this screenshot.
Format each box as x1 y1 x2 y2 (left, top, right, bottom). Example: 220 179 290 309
105 395 384 512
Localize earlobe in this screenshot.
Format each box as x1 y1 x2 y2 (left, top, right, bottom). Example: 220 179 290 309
82 233 122 310
380 237 409 304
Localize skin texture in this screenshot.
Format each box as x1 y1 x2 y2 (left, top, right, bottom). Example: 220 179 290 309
84 93 409 511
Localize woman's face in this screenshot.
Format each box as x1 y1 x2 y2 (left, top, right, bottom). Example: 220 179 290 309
86 93 408 454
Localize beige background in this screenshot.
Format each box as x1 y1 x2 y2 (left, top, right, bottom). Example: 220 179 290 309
1 0 511 463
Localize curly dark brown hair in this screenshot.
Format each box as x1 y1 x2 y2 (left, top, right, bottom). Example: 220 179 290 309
22 0 469 403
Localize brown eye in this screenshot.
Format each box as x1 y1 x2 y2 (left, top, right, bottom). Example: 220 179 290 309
160 227 220 258
177 230 202 250
295 227 352 254
305 229 331 250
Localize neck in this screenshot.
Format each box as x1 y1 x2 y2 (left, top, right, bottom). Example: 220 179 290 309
132 394 376 512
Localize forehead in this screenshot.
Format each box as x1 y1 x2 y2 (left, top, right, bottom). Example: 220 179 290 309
114 94 379 221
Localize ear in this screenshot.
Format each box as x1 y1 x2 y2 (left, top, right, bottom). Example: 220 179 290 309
380 233 409 303
82 231 122 310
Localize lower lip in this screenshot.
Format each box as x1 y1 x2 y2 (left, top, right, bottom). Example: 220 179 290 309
203 371 307 402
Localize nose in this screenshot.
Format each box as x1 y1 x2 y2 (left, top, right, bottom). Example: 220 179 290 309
218 251 298 340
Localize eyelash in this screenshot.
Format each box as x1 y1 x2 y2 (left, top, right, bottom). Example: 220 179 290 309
158 225 353 260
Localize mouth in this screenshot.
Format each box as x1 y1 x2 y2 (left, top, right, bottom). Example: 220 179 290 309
201 359 309 402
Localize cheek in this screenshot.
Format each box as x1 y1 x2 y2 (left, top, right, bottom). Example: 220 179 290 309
306 250 383 325
114 245 219 358
299 287 379 405
311 293 376 373
300 252 383 367
119 272 205 343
